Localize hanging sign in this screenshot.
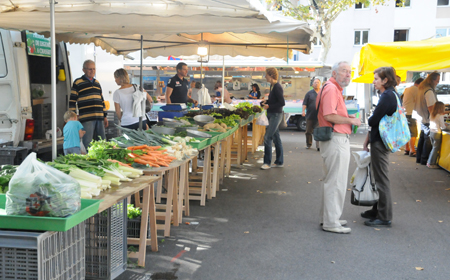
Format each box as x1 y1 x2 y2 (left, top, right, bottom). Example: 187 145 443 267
26 31 51 57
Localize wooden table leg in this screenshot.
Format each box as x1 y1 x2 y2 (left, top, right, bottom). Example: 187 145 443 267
178 163 187 223
183 162 190 217
156 172 163 203
192 157 198 174
219 140 225 185
172 168 180 227
226 135 232 175
149 183 158 252
236 127 242 165
252 120 257 154
164 170 175 236
137 184 150 267
212 142 220 197
201 146 211 205
242 125 248 162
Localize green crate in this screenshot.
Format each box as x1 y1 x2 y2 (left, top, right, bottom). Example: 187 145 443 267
186 137 210 150
0 194 101 232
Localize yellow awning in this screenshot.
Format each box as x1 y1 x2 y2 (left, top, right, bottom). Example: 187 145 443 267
352 36 450 83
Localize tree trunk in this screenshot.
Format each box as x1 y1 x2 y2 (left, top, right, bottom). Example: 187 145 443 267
318 30 331 63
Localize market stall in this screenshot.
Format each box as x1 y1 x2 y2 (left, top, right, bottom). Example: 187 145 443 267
352 36 450 172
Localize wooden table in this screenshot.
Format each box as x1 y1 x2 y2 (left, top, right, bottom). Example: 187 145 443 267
94 175 161 267
143 154 196 237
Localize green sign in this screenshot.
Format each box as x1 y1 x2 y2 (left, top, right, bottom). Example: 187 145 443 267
26 31 51 57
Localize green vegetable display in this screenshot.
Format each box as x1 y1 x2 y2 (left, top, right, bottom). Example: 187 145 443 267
88 140 130 163
0 165 17 193
127 204 142 219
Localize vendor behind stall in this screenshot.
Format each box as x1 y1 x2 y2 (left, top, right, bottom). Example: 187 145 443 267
248 84 261 99
165 62 198 105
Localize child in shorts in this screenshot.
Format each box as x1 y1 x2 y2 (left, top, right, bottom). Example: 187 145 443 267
63 111 86 155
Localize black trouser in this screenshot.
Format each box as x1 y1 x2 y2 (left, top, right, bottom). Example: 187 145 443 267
416 123 432 165
122 121 148 130
305 119 319 148
369 141 392 221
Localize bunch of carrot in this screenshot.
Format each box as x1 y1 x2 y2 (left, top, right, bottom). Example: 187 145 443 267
126 145 177 167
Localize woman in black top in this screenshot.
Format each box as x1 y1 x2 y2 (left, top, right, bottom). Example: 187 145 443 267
248 84 261 99
261 68 285 170
362 67 398 227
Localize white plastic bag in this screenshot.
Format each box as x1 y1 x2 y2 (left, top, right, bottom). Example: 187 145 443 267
80 140 87 154
256 113 269 126
349 151 379 206
6 152 81 217
132 84 147 118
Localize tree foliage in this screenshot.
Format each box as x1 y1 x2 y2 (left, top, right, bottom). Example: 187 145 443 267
268 0 404 62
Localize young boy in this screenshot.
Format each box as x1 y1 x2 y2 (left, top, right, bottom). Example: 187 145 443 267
63 111 86 155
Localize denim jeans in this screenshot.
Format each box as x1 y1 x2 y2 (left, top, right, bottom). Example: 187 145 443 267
428 132 441 165
81 120 106 148
64 147 81 155
416 123 431 165
264 112 284 165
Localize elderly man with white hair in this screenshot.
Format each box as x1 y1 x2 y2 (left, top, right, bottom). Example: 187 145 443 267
316 61 361 234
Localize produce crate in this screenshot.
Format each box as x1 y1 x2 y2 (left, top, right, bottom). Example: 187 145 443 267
85 199 127 280
32 103 51 121
0 147 28 165
0 195 101 232
0 222 85 280
204 131 223 141
127 216 150 239
186 137 210 150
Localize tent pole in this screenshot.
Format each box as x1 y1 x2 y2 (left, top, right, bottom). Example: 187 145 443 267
201 61 203 87
221 56 225 106
139 35 143 129
50 0 57 160
287 35 289 65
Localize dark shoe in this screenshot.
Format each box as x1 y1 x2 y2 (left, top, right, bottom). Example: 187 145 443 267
364 219 391 227
360 210 377 219
409 152 416 157
404 151 410 155
317 148 320 152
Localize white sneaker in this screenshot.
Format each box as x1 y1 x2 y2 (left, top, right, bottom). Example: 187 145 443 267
322 226 351 234
261 164 271 170
320 220 347 226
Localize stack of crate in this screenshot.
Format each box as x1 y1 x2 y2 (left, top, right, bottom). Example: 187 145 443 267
32 103 51 139
105 111 120 140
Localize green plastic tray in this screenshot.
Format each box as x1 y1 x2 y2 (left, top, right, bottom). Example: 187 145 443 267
204 131 223 142
186 137 210 150
0 194 102 232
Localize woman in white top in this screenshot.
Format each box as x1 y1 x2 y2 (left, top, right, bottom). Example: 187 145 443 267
113 68 152 130
427 101 449 168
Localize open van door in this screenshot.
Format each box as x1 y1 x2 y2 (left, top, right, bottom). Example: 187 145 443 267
0 30 23 146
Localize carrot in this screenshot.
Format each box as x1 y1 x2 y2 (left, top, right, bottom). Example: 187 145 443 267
108 159 132 167
134 158 149 165
128 153 136 158
127 145 149 151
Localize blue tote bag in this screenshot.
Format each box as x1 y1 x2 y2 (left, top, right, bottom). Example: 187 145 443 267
379 93 411 153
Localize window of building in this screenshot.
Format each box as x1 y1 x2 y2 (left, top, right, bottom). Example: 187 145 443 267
354 30 369 45
394 29 409 41
437 0 449 6
0 34 7 78
355 3 369 9
436 28 450 38
396 0 411 7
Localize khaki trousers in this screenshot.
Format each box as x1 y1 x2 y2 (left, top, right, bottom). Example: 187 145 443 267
320 134 350 228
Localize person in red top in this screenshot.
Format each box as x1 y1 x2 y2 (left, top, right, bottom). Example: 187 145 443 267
316 61 361 234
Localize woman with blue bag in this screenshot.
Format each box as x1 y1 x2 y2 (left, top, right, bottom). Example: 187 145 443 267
362 67 400 227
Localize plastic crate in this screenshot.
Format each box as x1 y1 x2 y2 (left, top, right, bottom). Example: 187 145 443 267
0 195 101 232
0 222 85 280
32 104 51 121
0 147 28 165
84 199 127 280
127 216 150 239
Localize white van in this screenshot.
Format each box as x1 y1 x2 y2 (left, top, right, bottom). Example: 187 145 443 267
0 29 72 155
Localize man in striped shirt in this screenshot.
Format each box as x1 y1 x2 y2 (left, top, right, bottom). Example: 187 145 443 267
69 60 108 148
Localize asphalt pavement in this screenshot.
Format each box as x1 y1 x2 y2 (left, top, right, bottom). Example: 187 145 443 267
117 127 450 280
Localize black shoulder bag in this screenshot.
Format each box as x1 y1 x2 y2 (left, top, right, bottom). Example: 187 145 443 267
313 84 334 141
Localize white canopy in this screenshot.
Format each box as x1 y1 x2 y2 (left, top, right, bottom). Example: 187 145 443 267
0 0 312 59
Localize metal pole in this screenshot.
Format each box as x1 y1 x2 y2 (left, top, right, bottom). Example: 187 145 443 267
221 56 225 106
139 35 143 129
50 0 57 160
